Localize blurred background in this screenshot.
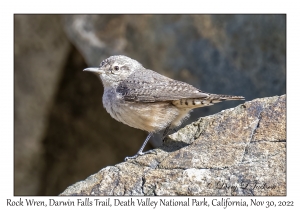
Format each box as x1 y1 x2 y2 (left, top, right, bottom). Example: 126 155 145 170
14 14 286 195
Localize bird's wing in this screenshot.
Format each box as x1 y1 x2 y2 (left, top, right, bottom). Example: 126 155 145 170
116 69 209 102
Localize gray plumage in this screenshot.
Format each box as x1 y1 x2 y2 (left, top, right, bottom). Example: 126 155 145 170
84 55 244 160
116 69 209 102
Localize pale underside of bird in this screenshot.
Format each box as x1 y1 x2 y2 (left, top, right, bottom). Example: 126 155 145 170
84 55 245 160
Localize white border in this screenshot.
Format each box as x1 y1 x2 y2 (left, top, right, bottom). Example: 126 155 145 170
1 0 299 209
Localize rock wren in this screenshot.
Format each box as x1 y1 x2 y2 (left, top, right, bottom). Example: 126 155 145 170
84 55 244 160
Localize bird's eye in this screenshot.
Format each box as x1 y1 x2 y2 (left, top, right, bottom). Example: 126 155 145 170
114 66 119 71
100 61 105 67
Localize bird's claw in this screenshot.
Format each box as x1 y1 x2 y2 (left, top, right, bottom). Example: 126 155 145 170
124 150 157 161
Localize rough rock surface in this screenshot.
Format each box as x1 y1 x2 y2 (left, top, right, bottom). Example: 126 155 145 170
60 95 286 196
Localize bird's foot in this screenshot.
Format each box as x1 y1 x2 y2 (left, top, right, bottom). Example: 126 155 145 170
124 150 157 161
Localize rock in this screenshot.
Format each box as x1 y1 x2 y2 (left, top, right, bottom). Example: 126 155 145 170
60 95 286 196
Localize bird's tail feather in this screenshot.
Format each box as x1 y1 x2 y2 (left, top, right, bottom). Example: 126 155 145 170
172 94 244 108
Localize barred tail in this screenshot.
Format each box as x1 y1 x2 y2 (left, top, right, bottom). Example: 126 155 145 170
172 94 245 108
207 94 245 101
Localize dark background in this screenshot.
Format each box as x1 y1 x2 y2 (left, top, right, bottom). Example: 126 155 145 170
14 14 286 195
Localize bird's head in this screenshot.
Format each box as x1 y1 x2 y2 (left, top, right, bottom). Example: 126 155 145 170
84 55 143 88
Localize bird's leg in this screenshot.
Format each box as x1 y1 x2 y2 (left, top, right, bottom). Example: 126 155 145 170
125 132 154 161
162 124 172 142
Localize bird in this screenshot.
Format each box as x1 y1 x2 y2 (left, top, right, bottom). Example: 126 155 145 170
83 55 244 160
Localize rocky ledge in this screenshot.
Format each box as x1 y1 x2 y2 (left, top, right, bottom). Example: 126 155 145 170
60 95 286 196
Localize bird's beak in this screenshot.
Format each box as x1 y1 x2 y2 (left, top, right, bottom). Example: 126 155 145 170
83 67 105 74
